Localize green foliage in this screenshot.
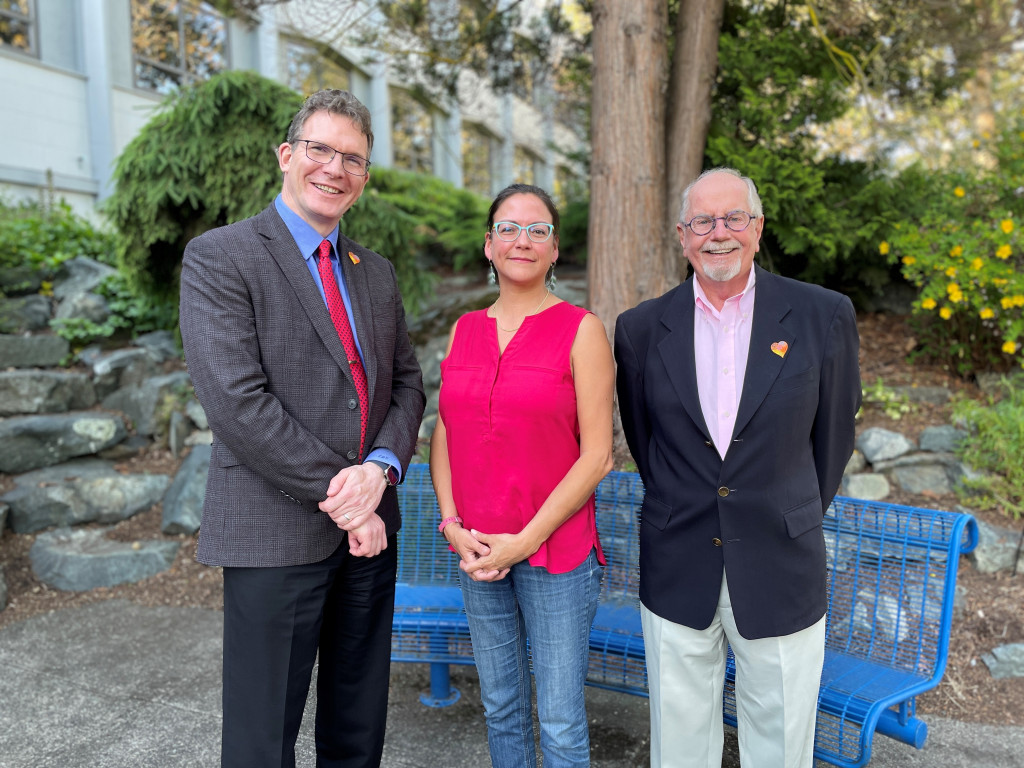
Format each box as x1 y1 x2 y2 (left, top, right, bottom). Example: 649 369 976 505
104 70 302 300
706 4 927 303
50 272 177 347
0 197 120 281
954 379 1024 520
885 114 1024 376
859 377 914 421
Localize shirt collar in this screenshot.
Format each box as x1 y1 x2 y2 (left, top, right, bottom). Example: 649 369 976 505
693 267 757 317
274 194 340 261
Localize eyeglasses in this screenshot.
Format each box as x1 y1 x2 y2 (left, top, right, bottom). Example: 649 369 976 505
295 139 371 177
683 210 756 237
491 221 555 243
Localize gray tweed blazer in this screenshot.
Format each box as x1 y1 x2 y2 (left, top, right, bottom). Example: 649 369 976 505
179 204 425 568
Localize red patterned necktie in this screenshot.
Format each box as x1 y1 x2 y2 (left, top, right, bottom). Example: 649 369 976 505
317 239 368 459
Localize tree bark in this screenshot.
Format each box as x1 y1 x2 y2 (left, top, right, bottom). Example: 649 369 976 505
665 0 726 280
587 0 669 334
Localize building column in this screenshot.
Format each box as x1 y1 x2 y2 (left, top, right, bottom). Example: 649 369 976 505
80 0 115 201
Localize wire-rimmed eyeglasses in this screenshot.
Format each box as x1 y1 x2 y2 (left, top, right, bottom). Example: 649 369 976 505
296 139 371 177
491 221 555 243
683 210 756 236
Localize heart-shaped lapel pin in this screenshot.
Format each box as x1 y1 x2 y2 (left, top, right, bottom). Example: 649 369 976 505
771 340 789 358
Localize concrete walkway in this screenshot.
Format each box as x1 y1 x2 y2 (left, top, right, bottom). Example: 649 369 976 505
0 600 1020 767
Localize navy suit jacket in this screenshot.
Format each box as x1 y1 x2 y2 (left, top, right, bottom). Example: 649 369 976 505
180 204 425 568
614 265 861 639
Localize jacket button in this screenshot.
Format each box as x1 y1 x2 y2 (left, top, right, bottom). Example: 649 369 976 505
718 486 730 497
347 450 357 460
348 399 358 409
712 538 723 547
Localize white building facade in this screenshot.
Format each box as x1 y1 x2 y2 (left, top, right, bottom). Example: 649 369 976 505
0 0 586 220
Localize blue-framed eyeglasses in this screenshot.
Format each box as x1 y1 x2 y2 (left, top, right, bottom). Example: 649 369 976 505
491 221 555 243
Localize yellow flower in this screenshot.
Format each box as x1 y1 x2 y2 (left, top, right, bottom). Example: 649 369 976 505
921 298 937 310
939 307 952 320
954 186 966 198
994 278 1009 286
902 255 915 265
949 245 963 258
997 244 1012 260
945 266 957 277
1003 340 1017 355
972 139 981 149
879 241 890 255
1015 295 1024 307
980 308 995 319
1002 296 1015 309
1002 219 1015 234
971 258 983 270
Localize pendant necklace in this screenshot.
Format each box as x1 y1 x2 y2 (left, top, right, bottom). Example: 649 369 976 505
494 290 550 333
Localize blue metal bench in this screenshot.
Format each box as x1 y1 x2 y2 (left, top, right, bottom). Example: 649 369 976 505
392 464 977 767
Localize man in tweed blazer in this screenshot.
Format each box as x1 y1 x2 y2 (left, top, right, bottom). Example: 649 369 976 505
180 90 424 768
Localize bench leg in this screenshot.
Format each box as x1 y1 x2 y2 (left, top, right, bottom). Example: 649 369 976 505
419 661 461 707
875 701 928 749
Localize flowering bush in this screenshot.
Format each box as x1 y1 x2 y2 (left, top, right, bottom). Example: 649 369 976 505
885 116 1024 376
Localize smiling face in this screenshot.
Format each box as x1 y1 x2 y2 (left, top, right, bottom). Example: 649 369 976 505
277 111 370 235
484 193 559 289
677 171 763 299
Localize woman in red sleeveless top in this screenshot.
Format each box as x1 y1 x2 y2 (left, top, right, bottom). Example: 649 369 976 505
430 184 614 768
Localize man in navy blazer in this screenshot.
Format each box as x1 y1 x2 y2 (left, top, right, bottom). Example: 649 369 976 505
614 168 860 767
180 91 424 768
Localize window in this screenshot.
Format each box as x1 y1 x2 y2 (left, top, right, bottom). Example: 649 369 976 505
391 88 434 174
130 0 227 94
514 145 540 185
284 40 351 96
461 123 494 198
0 0 34 54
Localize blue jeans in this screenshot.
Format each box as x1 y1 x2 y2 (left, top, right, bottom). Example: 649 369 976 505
459 549 603 768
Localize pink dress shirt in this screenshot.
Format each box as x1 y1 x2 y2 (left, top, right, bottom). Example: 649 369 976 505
438 301 604 574
693 269 757 459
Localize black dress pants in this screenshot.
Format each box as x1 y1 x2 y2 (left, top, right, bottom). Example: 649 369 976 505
220 536 397 768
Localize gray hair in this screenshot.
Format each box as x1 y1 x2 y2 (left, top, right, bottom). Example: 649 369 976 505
678 167 763 223
285 89 374 156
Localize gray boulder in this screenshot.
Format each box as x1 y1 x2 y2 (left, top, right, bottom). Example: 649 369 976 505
841 473 891 501
0 370 96 415
891 385 951 405
54 291 110 323
0 294 51 333
0 566 6 612
91 347 162 399
1 458 170 534
0 412 126 473
162 445 211 535
52 257 116 301
857 427 916 464
0 264 45 295
185 398 208 429
29 527 180 591
982 643 1024 679
0 333 69 368
101 371 192 436
919 425 967 453
134 330 180 362
968 518 1024 574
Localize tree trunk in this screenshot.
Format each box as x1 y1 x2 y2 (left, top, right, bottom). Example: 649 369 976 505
665 0 726 280
587 0 669 335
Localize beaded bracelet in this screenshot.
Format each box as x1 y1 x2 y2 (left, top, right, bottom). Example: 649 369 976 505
438 516 463 534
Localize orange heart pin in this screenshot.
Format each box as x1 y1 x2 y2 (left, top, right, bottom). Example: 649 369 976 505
771 341 788 358
348 251 360 265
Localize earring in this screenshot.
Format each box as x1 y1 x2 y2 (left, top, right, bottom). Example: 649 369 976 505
546 263 557 292
487 261 497 287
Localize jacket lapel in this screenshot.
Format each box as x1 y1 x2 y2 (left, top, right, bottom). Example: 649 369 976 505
731 267 793 440
256 206 355 382
656 279 712 439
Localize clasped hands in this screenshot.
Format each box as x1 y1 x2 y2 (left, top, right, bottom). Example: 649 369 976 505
319 464 388 557
445 526 534 582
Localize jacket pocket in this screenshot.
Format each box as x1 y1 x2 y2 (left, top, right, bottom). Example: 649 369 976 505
212 442 242 468
641 494 673 531
784 497 823 538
